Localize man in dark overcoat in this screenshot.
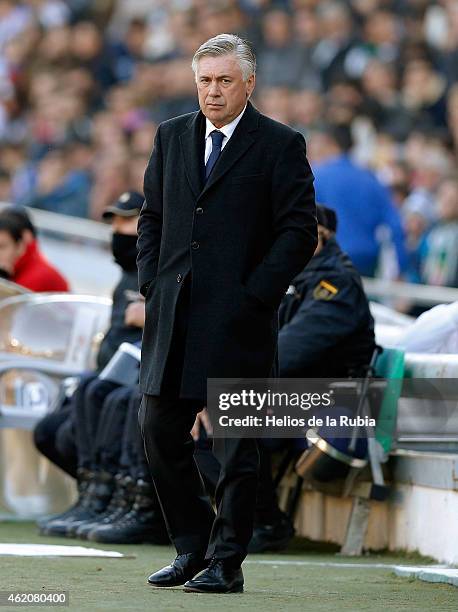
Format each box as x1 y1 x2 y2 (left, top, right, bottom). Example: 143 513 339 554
137 33 317 593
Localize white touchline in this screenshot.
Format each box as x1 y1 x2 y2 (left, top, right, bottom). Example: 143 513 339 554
244 560 448 570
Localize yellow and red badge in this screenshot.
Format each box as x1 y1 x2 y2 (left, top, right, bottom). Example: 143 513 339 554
312 279 339 301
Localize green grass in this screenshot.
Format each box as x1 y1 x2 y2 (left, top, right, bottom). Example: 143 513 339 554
0 522 456 611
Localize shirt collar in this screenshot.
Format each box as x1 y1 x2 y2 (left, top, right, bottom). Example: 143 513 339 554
205 104 247 141
13 239 39 277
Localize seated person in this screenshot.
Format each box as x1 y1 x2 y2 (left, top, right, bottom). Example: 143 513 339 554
40 375 169 546
34 192 145 525
0 206 69 292
97 191 146 370
253 204 375 552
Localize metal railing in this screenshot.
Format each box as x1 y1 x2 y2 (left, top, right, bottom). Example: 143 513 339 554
2 203 458 307
363 278 458 307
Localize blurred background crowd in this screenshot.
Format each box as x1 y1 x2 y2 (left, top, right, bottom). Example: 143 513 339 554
0 0 457 287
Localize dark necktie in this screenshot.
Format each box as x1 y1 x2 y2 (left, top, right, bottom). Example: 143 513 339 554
205 130 224 180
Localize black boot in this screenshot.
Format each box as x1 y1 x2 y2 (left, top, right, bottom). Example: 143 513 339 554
39 468 93 536
44 470 114 537
76 474 135 540
247 513 295 553
88 479 169 544
65 470 115 537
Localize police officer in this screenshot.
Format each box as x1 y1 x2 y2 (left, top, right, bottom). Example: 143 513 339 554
249 204 376 553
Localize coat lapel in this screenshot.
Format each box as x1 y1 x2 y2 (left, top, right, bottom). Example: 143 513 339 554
179 110 205 199
199 101 260 200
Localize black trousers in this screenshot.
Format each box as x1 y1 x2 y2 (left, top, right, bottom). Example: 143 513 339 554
33 373 101 477
139 275 259 564
34 373 121 476
119 389 150 481
34 401 78 478
77 376 120 469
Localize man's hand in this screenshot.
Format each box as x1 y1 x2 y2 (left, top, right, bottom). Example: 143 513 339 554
191 408 213 441
124 300 145 328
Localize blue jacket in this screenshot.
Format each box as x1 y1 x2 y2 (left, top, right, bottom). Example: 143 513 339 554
313 155 407 276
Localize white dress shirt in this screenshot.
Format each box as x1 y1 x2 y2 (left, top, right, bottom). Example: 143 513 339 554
204 104 247 165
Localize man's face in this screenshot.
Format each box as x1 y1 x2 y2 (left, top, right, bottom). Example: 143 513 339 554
195 54 255 128
0 231 25 275
111 214 139 235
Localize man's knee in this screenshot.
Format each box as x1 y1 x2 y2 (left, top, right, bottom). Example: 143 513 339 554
55 419 76 458
33 416 54 454
85 377 117 406
73 372 98 399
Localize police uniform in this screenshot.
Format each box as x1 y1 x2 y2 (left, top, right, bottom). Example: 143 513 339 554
278 236 375 378
251 230 376 550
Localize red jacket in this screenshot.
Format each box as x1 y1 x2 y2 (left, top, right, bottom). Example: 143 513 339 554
12 240 70 293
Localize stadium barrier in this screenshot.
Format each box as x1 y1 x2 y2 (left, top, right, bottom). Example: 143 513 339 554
1 207 458 561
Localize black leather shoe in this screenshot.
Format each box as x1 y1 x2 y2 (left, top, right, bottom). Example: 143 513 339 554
148 553 207 587
248 514 295 553
183 558 244 593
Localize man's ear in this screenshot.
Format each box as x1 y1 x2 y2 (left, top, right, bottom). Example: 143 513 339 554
246 73 255 98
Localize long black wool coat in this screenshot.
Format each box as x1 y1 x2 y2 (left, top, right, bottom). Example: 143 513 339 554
137 101 317 401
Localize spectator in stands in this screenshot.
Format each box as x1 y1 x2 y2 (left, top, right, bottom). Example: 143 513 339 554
250 205 376 553
401 57 448 130
402 195 435 284
0 206 69 291
311 124 407 277
421 175 458 288
257 9 307 89
311 2 360 88
25 148 92 218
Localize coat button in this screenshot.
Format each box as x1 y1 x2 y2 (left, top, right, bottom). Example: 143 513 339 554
196 207 204 215
191 241 200 250
176 273 183 283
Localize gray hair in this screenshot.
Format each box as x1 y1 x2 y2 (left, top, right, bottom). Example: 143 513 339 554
191 33 256 81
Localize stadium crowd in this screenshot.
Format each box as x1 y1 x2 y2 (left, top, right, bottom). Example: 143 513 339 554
0 0 457 285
